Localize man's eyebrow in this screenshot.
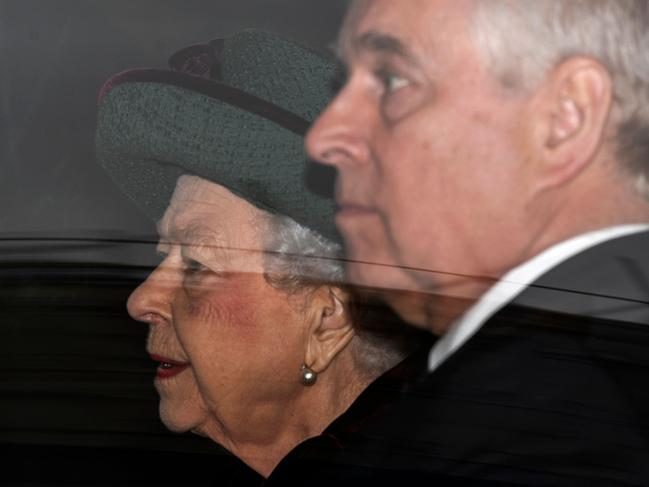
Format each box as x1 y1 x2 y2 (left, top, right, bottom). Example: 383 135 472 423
353 31 412 60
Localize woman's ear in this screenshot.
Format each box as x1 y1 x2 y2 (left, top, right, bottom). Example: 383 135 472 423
303 286 355 374
528 56 613 193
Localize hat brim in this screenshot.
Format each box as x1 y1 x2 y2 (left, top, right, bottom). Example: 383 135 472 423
96 69 339 241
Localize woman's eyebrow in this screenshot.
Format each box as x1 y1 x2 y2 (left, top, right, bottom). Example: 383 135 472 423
175 223 221 248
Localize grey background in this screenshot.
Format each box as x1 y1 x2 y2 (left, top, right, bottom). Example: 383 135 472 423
0 0 347 245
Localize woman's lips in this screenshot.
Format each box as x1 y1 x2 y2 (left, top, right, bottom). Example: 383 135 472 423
149 354 190 379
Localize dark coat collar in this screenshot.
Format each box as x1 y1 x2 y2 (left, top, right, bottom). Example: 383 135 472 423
511 230 649 325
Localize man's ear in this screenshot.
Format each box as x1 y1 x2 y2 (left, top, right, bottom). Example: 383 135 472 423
528 56 613 193
303 286 355 374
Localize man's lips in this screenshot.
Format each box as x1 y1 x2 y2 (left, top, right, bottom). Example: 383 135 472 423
336 203 376 218
149 354 190 379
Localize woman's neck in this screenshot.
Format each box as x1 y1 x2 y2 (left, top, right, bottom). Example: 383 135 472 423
198 353 374 477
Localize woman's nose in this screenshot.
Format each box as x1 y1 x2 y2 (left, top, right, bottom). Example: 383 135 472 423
127 260 178 326
305 83 373 169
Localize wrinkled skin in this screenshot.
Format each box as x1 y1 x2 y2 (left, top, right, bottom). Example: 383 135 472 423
127 175 368 476
128 176 313 449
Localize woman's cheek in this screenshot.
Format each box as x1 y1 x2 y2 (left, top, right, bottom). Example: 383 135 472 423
183 292 218 322
174 275 266 340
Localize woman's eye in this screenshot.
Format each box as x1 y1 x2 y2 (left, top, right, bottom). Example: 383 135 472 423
183 257 206 274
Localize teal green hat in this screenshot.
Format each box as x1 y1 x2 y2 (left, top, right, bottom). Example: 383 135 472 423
96 29 339 242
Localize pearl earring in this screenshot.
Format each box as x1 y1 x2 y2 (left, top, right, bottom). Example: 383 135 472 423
300 364 317 386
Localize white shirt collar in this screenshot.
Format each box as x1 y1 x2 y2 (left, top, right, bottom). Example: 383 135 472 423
428 224 649 372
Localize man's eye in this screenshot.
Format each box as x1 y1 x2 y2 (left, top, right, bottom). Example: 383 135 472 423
377 68 409 93
387 75 409 92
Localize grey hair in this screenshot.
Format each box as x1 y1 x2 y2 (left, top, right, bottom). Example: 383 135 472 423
260 213 415 376
261 213 344 290
471 0 649 196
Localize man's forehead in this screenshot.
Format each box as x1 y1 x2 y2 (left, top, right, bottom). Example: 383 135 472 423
340 0 475 59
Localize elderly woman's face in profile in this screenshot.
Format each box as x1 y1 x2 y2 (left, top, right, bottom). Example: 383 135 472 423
127 175 312 440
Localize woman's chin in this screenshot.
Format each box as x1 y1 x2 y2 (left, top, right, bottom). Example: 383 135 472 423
158 402 199 433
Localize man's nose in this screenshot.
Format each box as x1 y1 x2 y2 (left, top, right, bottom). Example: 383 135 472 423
127 260 178 326
306 84 372 168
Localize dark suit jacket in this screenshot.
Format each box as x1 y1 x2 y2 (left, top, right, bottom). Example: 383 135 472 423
268 231 649 486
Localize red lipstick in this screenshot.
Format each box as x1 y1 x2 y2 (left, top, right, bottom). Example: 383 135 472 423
149 354 189 379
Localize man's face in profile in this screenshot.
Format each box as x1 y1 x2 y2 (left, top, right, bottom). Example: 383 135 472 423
307 0 537 300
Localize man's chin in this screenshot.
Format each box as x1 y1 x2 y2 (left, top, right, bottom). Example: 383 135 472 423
343 255 423 292
344 258 479 335
344 260 385 288
381 290 433 330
